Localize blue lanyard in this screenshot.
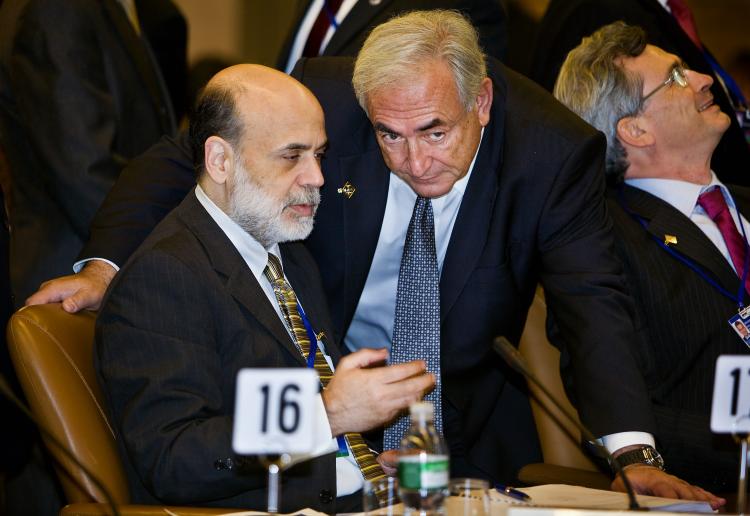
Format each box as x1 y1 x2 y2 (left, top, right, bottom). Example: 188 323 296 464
619 188 750 309
295 301 319 369
322 1 339 30
296 300 349 455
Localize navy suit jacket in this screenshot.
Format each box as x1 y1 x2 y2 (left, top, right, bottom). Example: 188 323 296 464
605 184 750 492
83 56 655 483
529 0 750 187
96 191 343 511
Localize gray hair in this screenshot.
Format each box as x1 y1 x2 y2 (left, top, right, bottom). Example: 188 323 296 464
352 9 487 114
553 22 647 183
189 81 245 179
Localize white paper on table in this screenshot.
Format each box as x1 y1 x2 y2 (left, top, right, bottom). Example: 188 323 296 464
490 484 713 513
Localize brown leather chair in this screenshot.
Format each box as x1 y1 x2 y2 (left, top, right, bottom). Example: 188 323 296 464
6 303 230 516
517 288 611 489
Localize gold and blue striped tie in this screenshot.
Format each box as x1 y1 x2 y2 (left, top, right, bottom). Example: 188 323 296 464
263 254 387 491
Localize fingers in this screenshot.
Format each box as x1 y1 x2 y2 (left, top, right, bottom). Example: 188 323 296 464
61 287 102 313
25 275 81 307
615 466 725 509
338 347 389 369
377 449 400 476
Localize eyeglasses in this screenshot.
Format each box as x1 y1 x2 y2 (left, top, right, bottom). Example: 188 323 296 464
642 65 689 102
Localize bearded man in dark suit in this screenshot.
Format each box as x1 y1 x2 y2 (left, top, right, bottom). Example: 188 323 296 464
555 21 749 497
96 64 433 512
29 10 724 506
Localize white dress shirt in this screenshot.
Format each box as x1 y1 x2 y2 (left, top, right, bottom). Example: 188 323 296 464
195 185 363 496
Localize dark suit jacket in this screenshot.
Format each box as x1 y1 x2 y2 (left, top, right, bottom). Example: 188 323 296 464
276 0 507 68
84 56 655 484
606 184 750 492
95 191 343 512
529 0 750 187
0 0 176 304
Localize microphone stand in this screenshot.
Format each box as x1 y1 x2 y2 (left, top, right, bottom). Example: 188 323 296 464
493 336 642 511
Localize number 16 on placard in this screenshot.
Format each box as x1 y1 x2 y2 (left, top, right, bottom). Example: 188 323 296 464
711 356 750 434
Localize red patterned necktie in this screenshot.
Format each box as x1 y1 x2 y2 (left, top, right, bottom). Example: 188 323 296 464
697 188 750 292
667 0 703 50
302 0 344 57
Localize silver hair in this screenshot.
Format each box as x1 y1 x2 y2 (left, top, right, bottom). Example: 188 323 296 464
352 9 487 114
553 22 648 183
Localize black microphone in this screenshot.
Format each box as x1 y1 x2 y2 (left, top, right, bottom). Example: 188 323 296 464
493 336 642 511
0 374 121 516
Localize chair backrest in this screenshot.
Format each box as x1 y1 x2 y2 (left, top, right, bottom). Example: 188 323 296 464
518 288 599 471
6 303 130 504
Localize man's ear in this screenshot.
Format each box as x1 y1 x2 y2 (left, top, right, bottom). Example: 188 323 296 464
204 136 234 185
475 77 493 127
616 116 654 148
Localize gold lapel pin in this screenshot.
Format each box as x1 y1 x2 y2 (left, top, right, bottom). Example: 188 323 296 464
664 234 678 246
316 331 326 342
337 181 356 199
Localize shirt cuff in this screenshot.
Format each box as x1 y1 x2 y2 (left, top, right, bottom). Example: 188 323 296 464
599 431 656 454
73 257 120 274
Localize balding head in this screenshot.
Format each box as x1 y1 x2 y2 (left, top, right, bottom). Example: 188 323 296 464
190 64 322 177
189 64 327 248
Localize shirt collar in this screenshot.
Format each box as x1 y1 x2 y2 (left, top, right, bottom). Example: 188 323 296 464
625 171 735 218
657 0 670 11
194 185 281 281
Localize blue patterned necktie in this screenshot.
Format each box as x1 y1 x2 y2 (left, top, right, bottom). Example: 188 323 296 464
383 197 443 450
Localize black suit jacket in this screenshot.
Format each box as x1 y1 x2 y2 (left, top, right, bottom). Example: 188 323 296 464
529 0 750 187
95 191 343 512
276 0 507 69
0 0 176 304
606 184 750 492
84 56 655 484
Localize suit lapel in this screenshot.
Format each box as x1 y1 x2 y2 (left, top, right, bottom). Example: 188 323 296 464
440 70 506 320
103 0 175 132
177 193 306 367
620 184 741 294
339 148 391 321
323 0 394 56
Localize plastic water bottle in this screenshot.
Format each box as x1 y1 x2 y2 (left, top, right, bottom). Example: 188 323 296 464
398 402 449 515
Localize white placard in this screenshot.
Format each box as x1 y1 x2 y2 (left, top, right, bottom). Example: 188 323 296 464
710 355 750 433
232 368 318 455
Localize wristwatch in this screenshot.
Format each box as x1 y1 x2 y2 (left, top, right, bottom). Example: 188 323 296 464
612 446 665 471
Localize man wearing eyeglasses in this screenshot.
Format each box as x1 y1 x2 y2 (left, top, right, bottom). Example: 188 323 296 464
555 21 748 497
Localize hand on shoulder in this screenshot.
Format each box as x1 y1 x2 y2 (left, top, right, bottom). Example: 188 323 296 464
25 260 117 312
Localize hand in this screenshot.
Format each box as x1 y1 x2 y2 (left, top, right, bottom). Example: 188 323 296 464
323 348 435 436
25 260 116 312
611 465 725 510
377 449 399 477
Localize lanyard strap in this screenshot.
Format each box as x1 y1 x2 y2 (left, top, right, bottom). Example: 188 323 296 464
296 301 349 455
619 188 750 308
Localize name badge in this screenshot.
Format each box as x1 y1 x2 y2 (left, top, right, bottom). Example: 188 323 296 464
727 308 750 349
